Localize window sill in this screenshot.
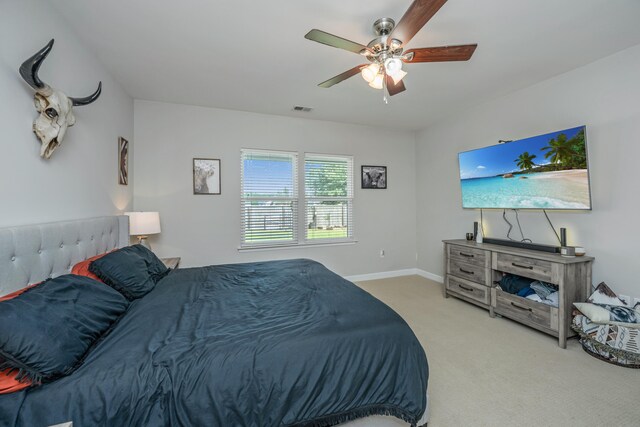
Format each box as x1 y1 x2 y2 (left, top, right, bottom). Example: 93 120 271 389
238 240 358 252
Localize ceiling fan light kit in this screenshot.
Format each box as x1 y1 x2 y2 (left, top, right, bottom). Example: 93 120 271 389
368 74 384 90
361 63 380 83
390 69 407 85
383 57 403 76
304 0 477 102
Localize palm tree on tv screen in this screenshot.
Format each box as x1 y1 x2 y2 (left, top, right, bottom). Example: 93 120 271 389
515 152 537 171
566 128 587 169
541 133 572 168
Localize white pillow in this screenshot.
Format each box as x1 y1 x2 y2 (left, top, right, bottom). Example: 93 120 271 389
573 302 640 328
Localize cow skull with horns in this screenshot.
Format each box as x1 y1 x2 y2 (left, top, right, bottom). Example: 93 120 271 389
20 39 102 159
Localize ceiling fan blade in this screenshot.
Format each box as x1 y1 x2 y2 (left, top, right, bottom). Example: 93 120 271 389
386 74 406 96
318 65 368 88
305 29 369 55
389 0 448 47
403 44 477 63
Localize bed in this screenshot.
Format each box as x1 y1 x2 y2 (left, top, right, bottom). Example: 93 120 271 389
0 216 429 426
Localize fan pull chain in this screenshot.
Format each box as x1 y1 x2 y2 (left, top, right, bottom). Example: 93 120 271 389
383 73 389 104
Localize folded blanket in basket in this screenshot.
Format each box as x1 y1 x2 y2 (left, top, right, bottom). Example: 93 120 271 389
572 313 640 362
572 282 640 367
573 303 640 327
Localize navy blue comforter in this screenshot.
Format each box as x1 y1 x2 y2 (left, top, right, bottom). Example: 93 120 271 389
0 259 428 426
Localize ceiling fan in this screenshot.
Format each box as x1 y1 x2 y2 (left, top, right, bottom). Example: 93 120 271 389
304 0 477 101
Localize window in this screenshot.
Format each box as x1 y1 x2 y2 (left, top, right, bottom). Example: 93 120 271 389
241 149 298 246
304 154 353 241
240 149 354 248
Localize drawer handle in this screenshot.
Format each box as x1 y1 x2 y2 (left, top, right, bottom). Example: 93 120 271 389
510 302 533 312
459 268 475 275
511 262 533 270
459 252 475 258
459 284 475 292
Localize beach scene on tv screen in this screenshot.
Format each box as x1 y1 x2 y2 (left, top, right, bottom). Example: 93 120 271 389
459 126 591 209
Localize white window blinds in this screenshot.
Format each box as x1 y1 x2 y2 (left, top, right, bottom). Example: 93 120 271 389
240 149 298 246
304 154 354 241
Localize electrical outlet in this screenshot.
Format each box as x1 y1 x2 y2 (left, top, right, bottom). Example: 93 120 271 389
619 295 630 306
379 249 385 258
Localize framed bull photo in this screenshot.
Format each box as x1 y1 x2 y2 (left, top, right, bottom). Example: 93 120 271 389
193 158 221 195
118 137 129 185
361 165 387 189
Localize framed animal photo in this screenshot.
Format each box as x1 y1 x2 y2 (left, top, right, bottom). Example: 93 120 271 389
361 165 387 189
193 158 221 195
118 137 129 185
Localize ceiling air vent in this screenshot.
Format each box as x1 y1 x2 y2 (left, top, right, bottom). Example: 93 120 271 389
292 106 313 113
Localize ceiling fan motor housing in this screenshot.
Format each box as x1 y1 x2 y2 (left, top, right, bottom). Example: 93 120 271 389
373 18 395 36
367 18 404 59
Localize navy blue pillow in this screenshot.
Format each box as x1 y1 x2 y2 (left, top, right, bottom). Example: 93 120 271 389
89 244 169 300
0 275 128 384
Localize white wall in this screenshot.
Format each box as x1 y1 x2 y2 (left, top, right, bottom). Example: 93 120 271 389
0 0 134 228
416 44 640 297
9 0 634 289
133 100 417 277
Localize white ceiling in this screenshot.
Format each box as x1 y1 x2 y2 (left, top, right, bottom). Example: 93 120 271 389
51 0 640 131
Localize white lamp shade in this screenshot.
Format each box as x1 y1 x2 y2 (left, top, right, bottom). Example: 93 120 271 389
368 73 384 89
390 69 407 84
384 57 403 76
361 63 380 83
126 212 161 236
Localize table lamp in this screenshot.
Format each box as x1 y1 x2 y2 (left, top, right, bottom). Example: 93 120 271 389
125 212 161 250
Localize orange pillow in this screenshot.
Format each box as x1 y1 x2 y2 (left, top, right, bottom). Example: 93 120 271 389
0 282 40 302
0 369 30 394
0 282 42 393
71 252 111 283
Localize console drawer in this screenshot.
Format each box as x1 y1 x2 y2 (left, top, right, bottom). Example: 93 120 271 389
448 245 488 267
448 257 488 284
494 253 554 283
446 276 489 305
493 289 558 332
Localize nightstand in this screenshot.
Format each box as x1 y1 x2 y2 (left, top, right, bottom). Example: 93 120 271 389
161 257 181 269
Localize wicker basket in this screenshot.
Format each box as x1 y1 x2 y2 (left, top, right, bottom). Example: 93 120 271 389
578 335 640 368
572 312 640 368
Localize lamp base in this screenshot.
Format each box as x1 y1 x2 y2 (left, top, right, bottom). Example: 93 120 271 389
136 236 152 251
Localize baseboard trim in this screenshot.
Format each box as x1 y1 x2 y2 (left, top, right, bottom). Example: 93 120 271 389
344 269 417 282
344 268 444 283
415 269 444 283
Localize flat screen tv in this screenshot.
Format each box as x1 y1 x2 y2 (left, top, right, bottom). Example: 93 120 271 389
458 126 591 210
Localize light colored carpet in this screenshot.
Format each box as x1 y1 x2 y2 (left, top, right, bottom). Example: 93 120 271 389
354 275 640 427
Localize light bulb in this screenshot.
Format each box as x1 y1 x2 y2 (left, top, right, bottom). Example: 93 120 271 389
368 73 384 90
384 57 403 76
361 63 380 83
390 69 407 85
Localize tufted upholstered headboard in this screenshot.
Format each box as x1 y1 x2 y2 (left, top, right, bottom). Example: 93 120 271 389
0 216 129 296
